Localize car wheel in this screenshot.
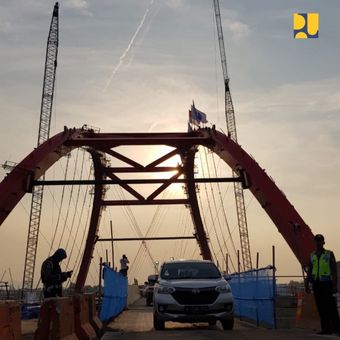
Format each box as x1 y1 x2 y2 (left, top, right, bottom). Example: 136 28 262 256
153 313 165 330
208 320 216 326
221 318 234 330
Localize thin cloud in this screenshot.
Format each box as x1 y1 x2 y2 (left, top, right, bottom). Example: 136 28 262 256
0 19 11 33
166 0 183 9
63 0 92 16
238 77 340 119
64 0 88 9
223 17 250 40
220 9 251 40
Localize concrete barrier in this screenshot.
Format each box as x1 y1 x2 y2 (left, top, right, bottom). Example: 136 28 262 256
85 294 103 337
0 301 21 340
34 297 77 340
74 294 97 340
127 285 140 306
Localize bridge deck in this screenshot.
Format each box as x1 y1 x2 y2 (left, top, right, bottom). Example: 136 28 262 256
103 298 335 339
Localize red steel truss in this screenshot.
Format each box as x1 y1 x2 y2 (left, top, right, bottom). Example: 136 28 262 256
0 127 315 291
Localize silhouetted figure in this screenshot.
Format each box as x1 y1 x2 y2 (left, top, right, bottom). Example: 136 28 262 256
119 254 129 277
306 234 340 335
41 248 73 298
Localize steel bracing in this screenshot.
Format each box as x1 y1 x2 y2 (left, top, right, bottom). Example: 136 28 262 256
22 2 59 294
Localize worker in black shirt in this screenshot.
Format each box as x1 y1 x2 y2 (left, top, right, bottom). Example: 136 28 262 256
306 234 340 335
41 248 73 298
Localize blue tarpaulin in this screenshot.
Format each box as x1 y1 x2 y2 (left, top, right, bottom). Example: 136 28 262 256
229 267 276 328
99 266 128 322
21 304 40 320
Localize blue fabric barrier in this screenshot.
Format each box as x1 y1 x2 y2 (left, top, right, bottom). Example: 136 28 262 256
99 266 128 322
21 303 40 320
229 267 276 328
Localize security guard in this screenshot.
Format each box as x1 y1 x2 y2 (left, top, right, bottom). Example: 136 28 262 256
306 234 340 335
41 248 73 298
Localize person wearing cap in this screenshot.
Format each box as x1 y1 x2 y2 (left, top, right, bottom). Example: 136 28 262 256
306 234 340 335
41 248 73 298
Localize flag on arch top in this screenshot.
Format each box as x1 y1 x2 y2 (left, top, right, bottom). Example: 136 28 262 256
189 103 208 126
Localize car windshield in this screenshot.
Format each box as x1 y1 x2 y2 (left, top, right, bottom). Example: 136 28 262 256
160 262 221 280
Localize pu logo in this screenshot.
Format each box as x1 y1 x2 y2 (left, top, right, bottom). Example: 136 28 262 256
294 13 319 39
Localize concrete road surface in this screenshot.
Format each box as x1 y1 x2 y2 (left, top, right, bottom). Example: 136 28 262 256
102 298 339 339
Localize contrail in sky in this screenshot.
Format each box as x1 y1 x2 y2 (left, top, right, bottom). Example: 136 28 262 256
104 0 155 91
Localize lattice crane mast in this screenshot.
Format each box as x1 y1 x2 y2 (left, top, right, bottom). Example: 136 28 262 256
22 2 59 295
213 0 252 270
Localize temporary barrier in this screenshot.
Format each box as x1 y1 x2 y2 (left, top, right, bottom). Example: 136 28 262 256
21 304 40 320
295 292 319 329
0 301 21 340
85 294 103 337
295 291 303 323
99 266 128 322
22 292 41 320
230 267 276 328
74 294 97 340
34 297 77 340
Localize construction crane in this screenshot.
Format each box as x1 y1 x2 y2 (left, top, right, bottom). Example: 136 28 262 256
213 0 252 271
22 2 59 296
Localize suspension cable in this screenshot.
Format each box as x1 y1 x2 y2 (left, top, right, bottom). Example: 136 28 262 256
198 149 224 258
64 149 86 249
48 154 71 255
210 151 238 257
202 148 230 251
57 149 80 248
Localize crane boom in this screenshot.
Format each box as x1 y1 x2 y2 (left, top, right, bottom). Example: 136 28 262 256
22 2 59 295
213 0 252 270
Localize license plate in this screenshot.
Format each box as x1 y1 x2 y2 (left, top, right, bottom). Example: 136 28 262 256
185 306 209 314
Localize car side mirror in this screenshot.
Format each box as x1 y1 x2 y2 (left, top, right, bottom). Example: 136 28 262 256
224 274 232 281
148 274 159 284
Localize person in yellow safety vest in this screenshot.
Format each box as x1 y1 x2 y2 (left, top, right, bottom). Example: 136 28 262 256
306 234 340 335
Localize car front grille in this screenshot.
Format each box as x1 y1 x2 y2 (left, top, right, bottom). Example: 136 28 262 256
171 287 219 305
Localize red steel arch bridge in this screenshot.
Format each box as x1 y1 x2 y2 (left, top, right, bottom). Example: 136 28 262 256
0 126 315 292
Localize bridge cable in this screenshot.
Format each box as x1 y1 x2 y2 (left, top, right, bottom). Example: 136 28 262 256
64 149 86 250
209 149 238 258
113 185 156 266
197 149 224 260
202 148 231 254
57 149 80 248
67 192 94 287
48 154 71 255
65 156 93 270
196 189 219 265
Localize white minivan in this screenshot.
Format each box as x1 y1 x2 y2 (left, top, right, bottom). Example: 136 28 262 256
153 260 234 330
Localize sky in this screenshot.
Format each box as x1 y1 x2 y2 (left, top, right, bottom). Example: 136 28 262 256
0 0 340 288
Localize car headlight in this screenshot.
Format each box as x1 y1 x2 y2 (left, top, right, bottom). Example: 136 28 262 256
157 286 176 294
216 285 231 293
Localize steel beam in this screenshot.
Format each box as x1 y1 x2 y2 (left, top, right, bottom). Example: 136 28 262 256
65 136 211 148
103 199 189 206
106 166 179 173
33 177 241 186
97 236 196 241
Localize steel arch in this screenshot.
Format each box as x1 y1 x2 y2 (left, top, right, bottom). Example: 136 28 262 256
199 127 314 268
0 126 315 291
